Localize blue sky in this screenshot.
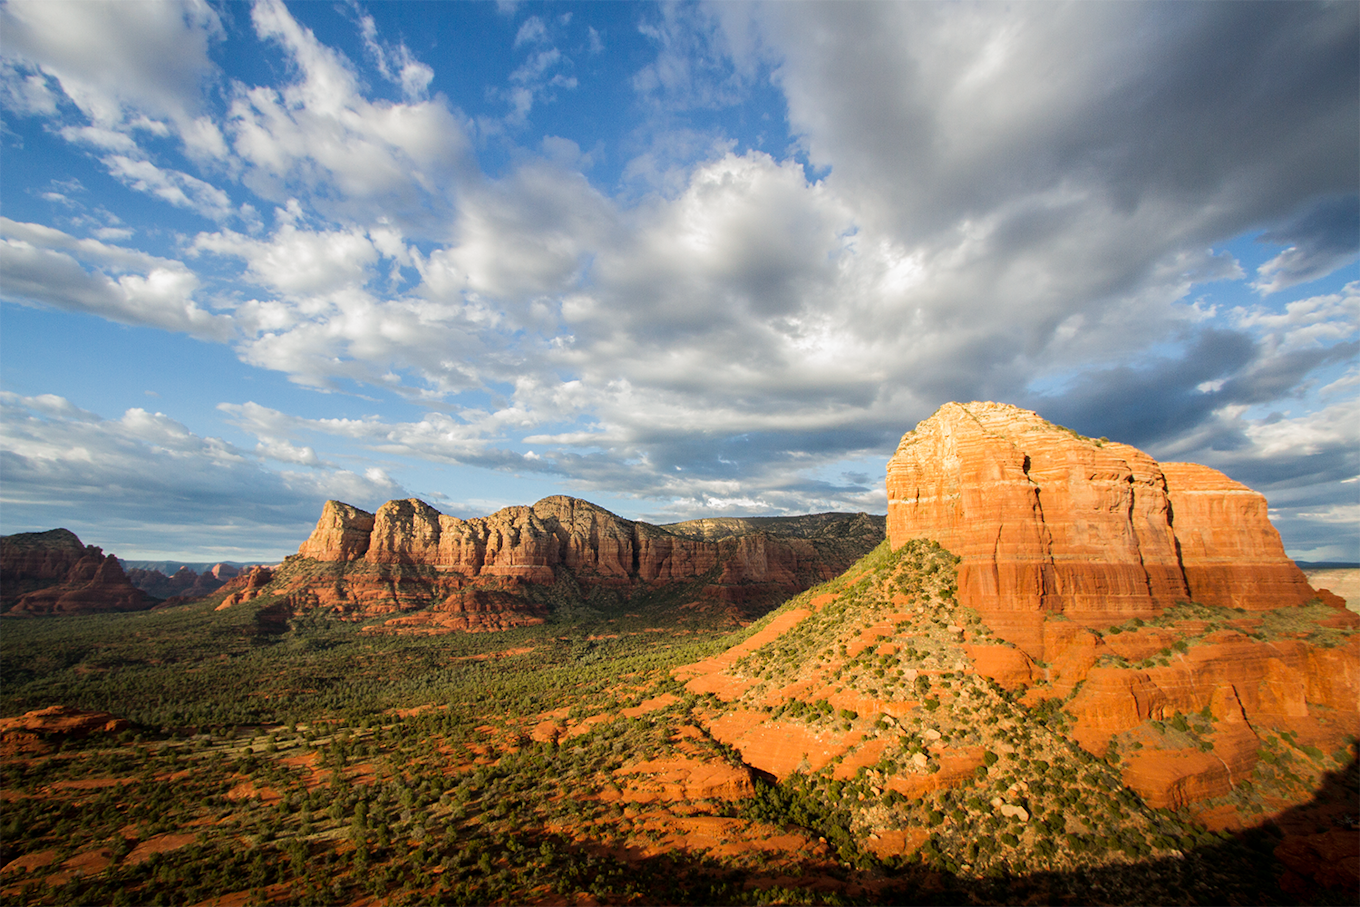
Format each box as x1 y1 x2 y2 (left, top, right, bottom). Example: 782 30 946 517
1 0 1356 563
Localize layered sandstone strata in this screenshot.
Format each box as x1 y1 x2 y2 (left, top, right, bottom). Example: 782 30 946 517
886 402 1316 631
1 529 155 615
259 496 883 630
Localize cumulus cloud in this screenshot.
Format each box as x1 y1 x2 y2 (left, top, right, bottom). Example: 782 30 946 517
193 221 380 297
0 392 403 559
0 0 222 129
0 218 232 340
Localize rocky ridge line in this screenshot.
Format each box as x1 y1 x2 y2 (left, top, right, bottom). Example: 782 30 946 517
1 529 155 615
222 496 885 632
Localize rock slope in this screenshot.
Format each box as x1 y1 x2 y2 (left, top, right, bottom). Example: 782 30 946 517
1 529 155 615
680 541 1357 884
226 496 884 633
677 401 1356 886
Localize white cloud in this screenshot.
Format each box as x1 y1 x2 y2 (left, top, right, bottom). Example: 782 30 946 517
229 0 469 230
0 0 221 128
0 391 403 559
633 2 745 109
0 60 59 116
441 161 614 304
193 223 379 297
102 154 234 221
514 16 548 48
0 218 231 341
353 5 434 101
1232 283 1360 353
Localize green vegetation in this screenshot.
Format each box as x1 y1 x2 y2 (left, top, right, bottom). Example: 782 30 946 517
1 538 1350 905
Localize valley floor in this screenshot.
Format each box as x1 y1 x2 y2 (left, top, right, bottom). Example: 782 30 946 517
1 547 1356 905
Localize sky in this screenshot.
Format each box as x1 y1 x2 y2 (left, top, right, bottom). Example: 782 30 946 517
0 0 1356 564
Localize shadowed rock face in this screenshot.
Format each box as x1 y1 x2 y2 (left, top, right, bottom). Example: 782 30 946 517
886 402 1316 654
125 564 240 600
242 496 884 632
1 529 154 615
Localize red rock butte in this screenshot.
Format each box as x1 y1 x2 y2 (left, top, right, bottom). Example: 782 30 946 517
887 402 1318 653
240 495 883 631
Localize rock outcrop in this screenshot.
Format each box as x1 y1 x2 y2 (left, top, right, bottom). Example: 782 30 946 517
886 402 1317 655
0 705 130 757
1 529 155 615
233 496 884 632
125 563 240 600
676 402 1356 881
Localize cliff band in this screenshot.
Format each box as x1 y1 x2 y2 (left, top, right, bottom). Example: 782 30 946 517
886 402 1317 655
226 495 884 631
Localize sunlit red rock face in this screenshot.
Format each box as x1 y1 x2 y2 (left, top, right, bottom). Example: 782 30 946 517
886 401 1316 655
1 529 155 615
679 402 1355 866
250 496 883 631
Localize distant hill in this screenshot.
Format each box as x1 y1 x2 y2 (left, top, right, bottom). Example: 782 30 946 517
120 562 248 601
120 559 256 574
661 511 885 541
215 496 887 633
1 529 154 615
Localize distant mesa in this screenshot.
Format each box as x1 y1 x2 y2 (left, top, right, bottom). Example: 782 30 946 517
0 529 155 615
229 495 886 633
124 562 241 600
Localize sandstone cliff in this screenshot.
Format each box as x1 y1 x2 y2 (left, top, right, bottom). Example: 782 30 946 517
1 529 155 615
679 539 1357 876
676 401 1356 878
229 496 884 633
886 402 1317 656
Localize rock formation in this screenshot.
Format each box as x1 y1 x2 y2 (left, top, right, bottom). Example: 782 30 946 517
125 563 240 600
229 496 884 632
0 705 130 757
677 402 1356 880
886 402 1318 656
1 529 155 615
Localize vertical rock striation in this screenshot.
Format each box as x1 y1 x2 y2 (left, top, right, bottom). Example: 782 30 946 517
260 496 884 631
887 402 1315 634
